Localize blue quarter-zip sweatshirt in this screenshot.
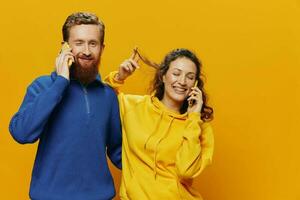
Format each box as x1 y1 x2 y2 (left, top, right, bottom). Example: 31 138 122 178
9 72 122 200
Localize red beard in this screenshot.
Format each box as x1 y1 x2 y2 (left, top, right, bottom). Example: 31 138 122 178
70 53 100 85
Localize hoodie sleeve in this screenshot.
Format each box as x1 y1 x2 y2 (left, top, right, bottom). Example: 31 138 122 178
175 112 214 179
106 91 122 169
104 71 124 94
104 71 145 117
9 75 69 144
105 71 146 169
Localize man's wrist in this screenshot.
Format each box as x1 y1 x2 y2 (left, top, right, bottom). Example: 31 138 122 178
58 73 70 81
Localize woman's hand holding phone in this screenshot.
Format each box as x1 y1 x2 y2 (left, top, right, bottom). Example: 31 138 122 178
187 81 203 114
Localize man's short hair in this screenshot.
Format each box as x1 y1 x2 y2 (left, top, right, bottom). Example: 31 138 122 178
62 12 105 44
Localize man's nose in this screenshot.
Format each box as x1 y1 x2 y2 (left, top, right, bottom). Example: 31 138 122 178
82 44 91 56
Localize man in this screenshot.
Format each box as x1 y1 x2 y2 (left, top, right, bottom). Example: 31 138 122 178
9 12 122 200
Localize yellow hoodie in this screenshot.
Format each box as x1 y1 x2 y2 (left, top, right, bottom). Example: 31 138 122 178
105 72 214 200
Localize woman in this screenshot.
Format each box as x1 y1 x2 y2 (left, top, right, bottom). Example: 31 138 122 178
105 48 214 200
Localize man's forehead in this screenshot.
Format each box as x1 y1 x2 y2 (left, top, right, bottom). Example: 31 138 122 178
69 24 101 40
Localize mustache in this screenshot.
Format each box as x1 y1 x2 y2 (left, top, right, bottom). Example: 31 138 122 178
76 53 94 60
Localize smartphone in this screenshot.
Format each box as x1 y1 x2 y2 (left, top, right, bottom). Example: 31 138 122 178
188 80 198 107
61 42 73 67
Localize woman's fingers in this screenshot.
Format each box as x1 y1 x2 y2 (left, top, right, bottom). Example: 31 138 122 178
187 95 198 102
188 87 203 106
121 59 139 72
121 61 132 72
129 58 140 69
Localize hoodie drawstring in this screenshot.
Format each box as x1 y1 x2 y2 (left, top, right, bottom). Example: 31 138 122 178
144 112 175 178
144 112 163 150
153 116 174 178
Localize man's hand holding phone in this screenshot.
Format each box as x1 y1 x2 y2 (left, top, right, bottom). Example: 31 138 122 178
55 42 74 80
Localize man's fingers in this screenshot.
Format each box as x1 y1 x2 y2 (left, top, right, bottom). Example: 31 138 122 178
55 57 59 69
64 54 74 67
57 52 73 70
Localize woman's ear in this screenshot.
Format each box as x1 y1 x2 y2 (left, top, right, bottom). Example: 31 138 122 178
162 74 166 83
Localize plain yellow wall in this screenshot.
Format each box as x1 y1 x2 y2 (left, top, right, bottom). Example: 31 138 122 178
1 0 299 199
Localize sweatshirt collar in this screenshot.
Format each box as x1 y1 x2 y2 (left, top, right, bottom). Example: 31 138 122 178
51 71 104 86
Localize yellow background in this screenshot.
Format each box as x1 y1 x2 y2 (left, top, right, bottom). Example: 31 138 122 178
1 0 299 199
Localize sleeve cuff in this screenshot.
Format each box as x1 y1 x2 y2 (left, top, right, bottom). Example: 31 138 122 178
105 71 124 88
188 112 203 123
50 75 69 100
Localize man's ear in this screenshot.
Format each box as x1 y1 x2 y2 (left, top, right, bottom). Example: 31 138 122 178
101 43 105 51
99 43 105 56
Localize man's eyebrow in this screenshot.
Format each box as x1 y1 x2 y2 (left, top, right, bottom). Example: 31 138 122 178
73 39 84 42
89 39 99 43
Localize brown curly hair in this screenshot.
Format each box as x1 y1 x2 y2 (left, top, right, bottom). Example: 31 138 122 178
62 12 105 44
